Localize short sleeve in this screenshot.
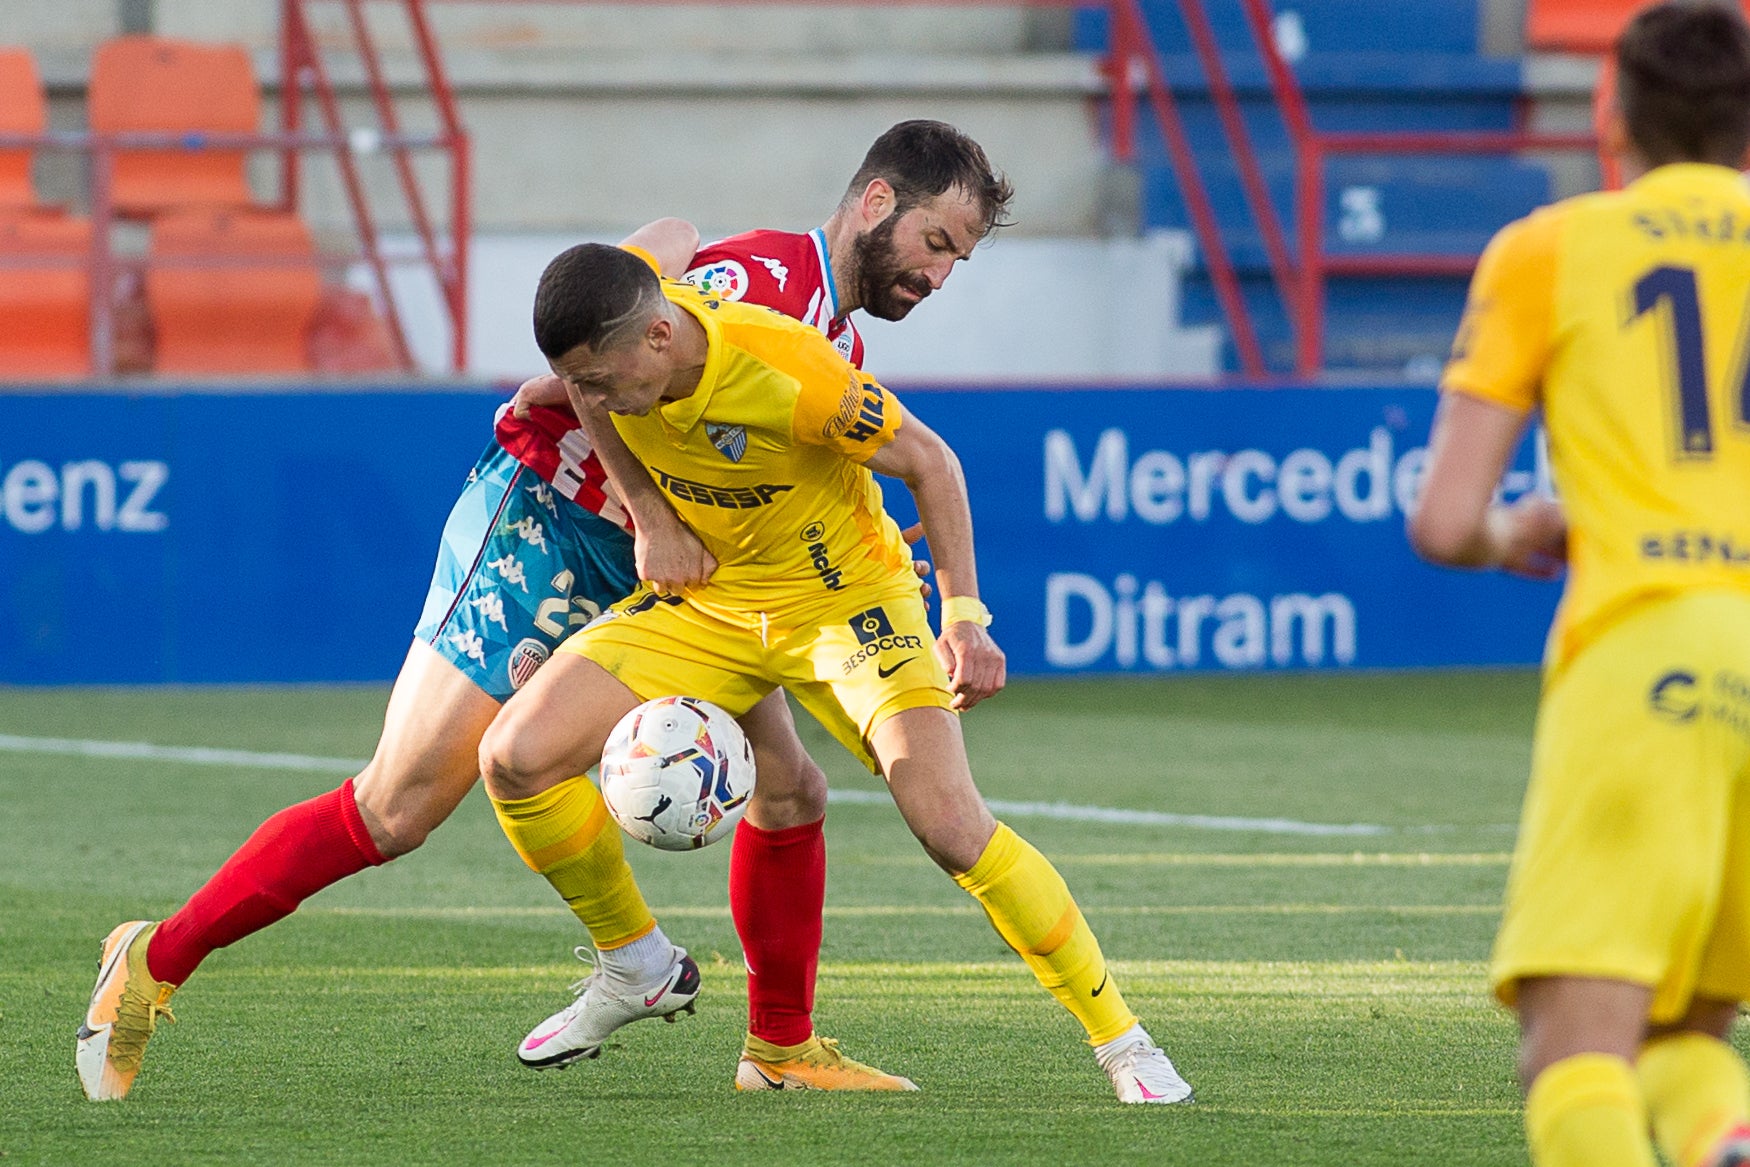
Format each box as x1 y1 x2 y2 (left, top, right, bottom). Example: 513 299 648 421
792 364 903 462
621 244 661 275
1440 210 1560 413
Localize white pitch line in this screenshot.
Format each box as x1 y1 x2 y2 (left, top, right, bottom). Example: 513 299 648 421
0 732 1388 837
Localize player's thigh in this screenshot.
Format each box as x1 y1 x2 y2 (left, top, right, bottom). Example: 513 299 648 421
414 440 639 704
1683 598 1750 1007
1492 594 1750 1021
868 707 996 874
480 651 641 799
781 588 955 770
735 691 827 825
353 638 504 851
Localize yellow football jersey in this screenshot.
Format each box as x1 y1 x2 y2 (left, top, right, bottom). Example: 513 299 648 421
1443 163 1750 670
609 278 912 623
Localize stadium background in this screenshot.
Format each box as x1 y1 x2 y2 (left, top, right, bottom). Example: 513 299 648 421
0 2 1657 1163
6 0 1608 684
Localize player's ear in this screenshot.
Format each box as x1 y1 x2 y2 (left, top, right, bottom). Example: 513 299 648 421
646 315 672 352
860 178 896 226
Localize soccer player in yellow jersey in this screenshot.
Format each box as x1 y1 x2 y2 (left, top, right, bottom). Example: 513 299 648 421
473 241 1193 1104
1411 4 1750 1164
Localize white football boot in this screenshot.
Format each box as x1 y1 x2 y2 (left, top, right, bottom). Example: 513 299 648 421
516 945 700 1069
1096 1025 1194 1104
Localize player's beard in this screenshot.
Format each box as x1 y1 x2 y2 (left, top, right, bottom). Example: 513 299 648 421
851 214 934 322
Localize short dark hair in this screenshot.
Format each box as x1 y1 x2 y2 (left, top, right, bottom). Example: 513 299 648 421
533 243 665 360
1617 1 1750 167
841 119 1015 237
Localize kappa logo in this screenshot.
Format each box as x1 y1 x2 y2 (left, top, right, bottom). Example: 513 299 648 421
1649 670 1700 722
469 593 509 631
485 555 529 593
751 254 789 291
507 515 549 553
524 481 558 516
706 423 748 463
685 260 748 301
507 638 550 690
448 629 487 666
841 607 925 675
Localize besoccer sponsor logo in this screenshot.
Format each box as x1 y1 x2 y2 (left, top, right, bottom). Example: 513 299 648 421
840 606 924 675
654 467 793 509
508 638 550 691
685 260 748 301
798 520 843 591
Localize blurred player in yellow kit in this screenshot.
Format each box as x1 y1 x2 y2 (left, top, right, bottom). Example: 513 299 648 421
474 240 1193 1104
1411 4 1750 1164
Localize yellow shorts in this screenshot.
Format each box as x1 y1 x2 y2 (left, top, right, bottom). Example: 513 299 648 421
559 580 954 770
1491 590 1750 1022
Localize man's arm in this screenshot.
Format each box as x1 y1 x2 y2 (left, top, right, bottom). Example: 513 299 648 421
620 217 701 280
1407 392 1565 580
862 407 1005 709
566 386 718 590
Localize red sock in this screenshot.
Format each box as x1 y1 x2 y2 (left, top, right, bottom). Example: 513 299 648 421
146 779 386 985
729 817 825 1047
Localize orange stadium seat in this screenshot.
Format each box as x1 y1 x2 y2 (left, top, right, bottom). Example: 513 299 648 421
1529 0 1750 52
0 48 47 211
88 36 260 215
147 210 320 374
0 214 92 378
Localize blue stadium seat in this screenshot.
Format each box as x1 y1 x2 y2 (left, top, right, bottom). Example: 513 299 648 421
1077 0 1547 372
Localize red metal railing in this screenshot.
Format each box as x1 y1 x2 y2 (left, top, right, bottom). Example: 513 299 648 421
1110 0 1602 376
0 0 470 377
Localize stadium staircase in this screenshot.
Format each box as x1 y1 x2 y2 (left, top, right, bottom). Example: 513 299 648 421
1079 0 1589 377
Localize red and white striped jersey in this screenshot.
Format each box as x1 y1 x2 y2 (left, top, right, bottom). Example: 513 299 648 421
493 227 860 528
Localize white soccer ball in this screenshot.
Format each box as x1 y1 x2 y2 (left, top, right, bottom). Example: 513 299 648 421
600 696 756 851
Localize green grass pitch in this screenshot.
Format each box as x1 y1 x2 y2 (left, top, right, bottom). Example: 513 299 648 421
0 672 1626 1164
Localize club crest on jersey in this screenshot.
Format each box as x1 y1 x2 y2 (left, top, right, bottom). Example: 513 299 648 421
706 423 748 463
508 638 550 691
685 260 748 302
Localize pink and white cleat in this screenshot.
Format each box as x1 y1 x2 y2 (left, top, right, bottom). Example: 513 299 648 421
516 945 700 1069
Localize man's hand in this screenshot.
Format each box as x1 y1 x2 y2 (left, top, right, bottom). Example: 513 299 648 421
902 522 933 600
934 620 1005 711
511 373 572 420
1488 495 1567 581
635 508 717 591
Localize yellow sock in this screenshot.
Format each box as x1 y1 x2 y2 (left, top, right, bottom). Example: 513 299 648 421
1639 1033 1750 1167
1525 1053 1658 1167
952 822 1135 1045
491 776 655 949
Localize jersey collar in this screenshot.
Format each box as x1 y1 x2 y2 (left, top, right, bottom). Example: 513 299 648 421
1630 162 1749 196
657 288 726 433
809 227 841 323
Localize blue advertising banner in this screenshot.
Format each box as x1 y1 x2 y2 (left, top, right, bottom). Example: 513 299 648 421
0 383 1560 684
897 383 1559 675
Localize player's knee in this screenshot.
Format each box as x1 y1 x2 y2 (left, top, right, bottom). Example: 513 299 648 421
912 822 987 876
478 716 542 800
749 754 828 828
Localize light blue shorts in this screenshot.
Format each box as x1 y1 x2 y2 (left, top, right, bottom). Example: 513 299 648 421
414 440 638 702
